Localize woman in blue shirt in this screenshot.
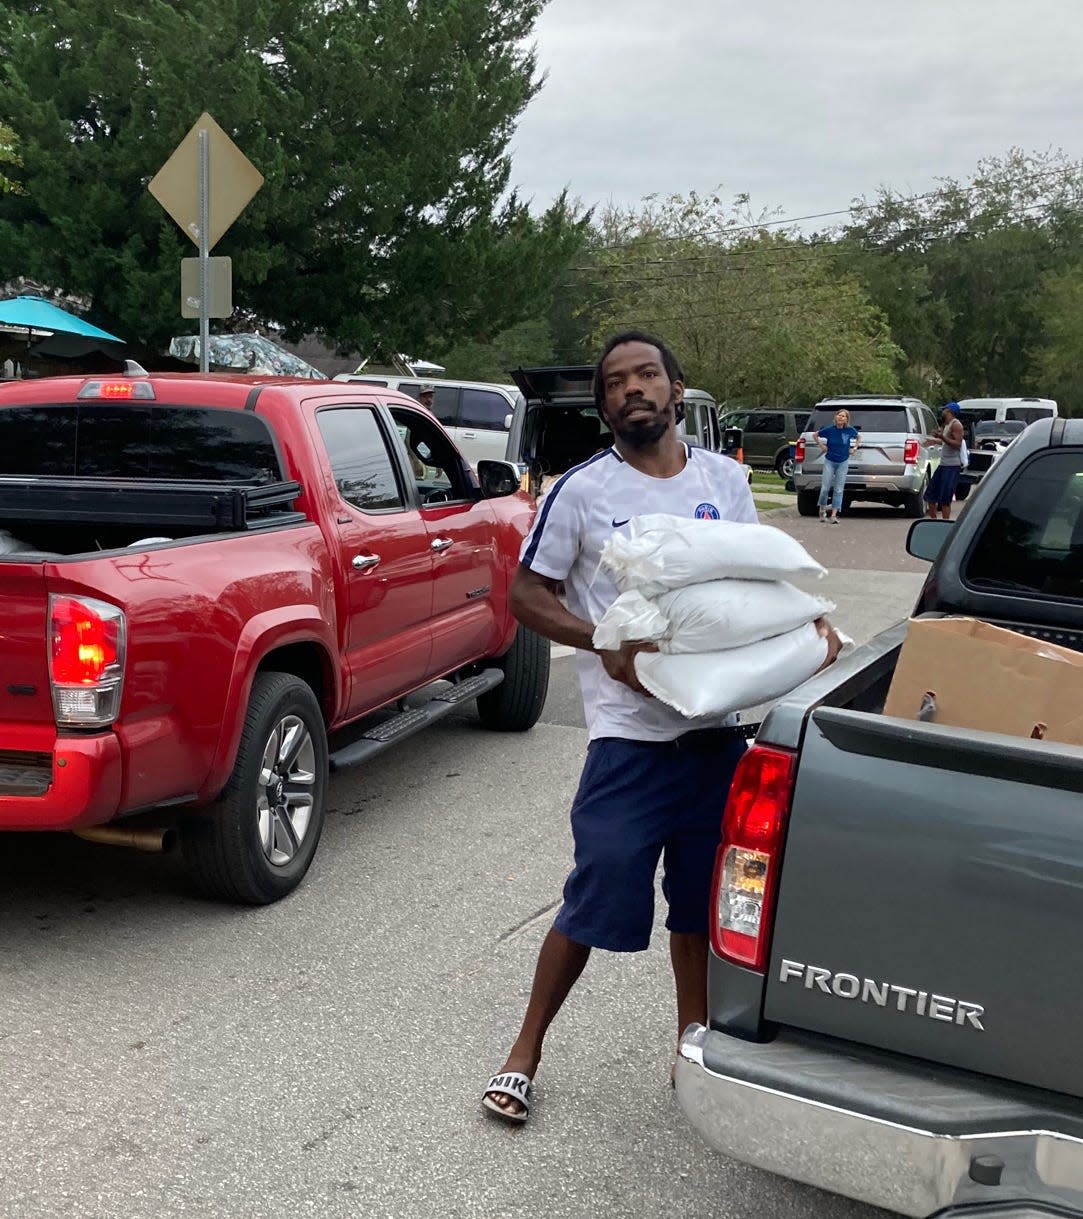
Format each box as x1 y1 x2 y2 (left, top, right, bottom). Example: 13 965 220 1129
815 408 859 523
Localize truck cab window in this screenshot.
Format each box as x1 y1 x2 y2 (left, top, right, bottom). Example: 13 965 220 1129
390 407 474 505
316 407 404 512
966 451 1083 597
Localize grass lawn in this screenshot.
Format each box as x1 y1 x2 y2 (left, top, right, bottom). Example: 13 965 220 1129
750 471 789 488
754 497 790 512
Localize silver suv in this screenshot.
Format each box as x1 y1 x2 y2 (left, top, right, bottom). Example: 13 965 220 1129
793 395 941 518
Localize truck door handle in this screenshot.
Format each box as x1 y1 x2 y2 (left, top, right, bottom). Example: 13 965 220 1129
430 537 454 552
352 552 381 571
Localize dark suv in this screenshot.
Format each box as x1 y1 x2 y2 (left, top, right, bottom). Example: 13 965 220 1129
793 395 941 517
718 408 809 478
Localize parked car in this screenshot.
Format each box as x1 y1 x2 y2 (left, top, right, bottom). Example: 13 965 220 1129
676 415 1083 1218
681 387 724 452
793 395 941 517
504 366 749 498
958 417 1027 498
332 374 518 467
718 408 809 478
0 368 547 903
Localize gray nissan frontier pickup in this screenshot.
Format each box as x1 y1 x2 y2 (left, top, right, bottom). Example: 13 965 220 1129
675 416 1083 1218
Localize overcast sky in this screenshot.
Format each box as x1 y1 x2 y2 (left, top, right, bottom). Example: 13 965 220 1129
508 0 1083 224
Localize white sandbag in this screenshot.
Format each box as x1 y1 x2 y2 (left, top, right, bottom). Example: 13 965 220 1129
0 528 36 554
634 622 828 717
593 580 835 654
601 514 825 596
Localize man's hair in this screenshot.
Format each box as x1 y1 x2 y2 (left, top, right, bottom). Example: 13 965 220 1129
592 330 685 421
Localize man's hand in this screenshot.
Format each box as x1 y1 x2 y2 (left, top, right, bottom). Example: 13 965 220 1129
598 641 658 696
814 617 843 671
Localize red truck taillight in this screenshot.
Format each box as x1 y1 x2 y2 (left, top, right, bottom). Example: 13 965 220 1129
904 438 920 464
710 745 797 972
794 438 806 465
49 595 126 727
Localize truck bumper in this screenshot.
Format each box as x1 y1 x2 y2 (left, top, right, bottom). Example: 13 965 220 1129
0 724 122 829
675 1024 1083 1218
794 470 922 496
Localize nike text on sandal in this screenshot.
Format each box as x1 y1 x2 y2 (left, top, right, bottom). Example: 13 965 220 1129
482 1071 532 1124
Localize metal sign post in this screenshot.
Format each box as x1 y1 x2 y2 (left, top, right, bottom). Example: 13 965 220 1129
148 112 264 364
199 128 210 372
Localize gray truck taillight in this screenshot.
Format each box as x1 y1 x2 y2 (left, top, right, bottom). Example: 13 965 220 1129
710 745 797 972
48 594 126 728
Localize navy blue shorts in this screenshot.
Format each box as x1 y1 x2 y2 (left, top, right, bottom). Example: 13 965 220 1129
552 733 747 952
924 464 962 505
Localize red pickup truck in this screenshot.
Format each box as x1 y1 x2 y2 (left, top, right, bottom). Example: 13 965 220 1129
0 368 547 903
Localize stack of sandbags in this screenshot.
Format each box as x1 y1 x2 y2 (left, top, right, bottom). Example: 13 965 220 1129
595 514 834 717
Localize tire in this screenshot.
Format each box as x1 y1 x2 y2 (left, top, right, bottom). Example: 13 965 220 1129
904 475 928 519
797 490 819 517
477 624 550 732
775 452 795 480
180 672 328 904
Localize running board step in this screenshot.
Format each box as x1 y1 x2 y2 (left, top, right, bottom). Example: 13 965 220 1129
327 668 504 771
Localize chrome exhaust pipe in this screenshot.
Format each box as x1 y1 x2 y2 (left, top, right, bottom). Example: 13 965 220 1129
73 826 175 853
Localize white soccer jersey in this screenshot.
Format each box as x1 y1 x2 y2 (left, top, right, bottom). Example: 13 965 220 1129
520 445 758 741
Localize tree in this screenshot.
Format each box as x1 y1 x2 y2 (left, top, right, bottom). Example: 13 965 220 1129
840 149 1083 400
0 0 585 355
0 122 19 195
435 318 558 382
1031 263 1083 413
581 192 900 406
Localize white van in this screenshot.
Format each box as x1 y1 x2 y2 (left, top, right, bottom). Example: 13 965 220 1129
332 374 517 467
957 397 1059 440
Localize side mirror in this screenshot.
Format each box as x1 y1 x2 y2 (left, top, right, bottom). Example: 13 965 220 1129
503 413 513 430
721 426 743 455
477 459 522 498
906 518 953 562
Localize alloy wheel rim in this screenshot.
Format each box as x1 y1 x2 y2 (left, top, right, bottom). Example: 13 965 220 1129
256 714 317 867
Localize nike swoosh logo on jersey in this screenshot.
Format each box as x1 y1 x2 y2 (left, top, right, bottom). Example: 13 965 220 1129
611 517 630 528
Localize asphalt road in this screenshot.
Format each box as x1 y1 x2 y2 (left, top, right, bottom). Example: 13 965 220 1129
0 508 925 1219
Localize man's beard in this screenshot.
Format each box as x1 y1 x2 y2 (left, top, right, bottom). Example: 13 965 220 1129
611 399 673 449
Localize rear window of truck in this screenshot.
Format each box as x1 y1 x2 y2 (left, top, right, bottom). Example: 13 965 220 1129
966 450 1083 597
0 404 282 482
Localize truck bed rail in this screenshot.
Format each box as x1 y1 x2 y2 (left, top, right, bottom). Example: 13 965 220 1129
0 476 305 531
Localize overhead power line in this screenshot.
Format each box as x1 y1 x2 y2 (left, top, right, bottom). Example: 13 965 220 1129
563 197 1081 284
579 160 1083 258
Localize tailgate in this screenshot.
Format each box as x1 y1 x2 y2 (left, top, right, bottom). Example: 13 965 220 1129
848 431 908 476
766 707 1083 1099
0 562 54 727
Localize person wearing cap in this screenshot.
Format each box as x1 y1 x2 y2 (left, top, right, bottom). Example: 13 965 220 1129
417 383 436 411
926 402 966 520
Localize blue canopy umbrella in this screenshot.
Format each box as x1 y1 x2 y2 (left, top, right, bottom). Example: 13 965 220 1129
0 294 124 344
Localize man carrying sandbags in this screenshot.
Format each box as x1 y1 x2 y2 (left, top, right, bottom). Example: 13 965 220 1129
482 330 842 1125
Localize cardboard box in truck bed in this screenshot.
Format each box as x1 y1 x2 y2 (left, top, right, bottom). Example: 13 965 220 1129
884 615 1083 744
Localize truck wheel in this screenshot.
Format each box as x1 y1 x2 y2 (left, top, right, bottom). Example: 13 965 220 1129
904 476 928 518
477 625 550 732
775 452 795 479
797 491 819 517
180 672 328 904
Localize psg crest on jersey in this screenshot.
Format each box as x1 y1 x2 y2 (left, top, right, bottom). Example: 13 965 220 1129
694 503 721 520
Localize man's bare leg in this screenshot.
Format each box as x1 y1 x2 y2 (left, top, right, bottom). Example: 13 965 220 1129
485 927 591 1117
670 930 709 1041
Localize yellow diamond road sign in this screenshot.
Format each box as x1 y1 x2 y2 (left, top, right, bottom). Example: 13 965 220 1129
149 112 263 251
